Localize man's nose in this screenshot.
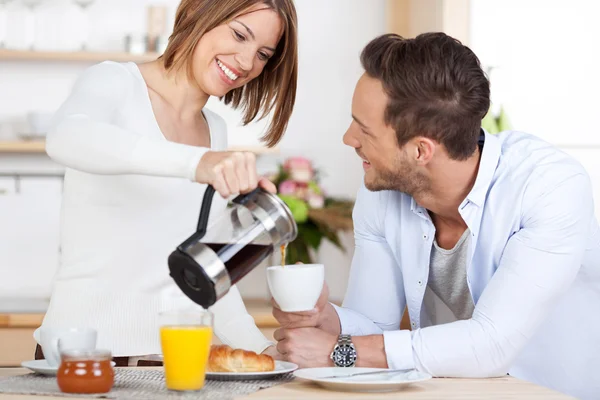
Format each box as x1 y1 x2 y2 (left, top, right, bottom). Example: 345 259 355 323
343 127 359 148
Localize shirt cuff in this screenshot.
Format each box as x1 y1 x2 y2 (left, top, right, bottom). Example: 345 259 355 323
383 330 416 370
331 304 383 336
332 304 357 335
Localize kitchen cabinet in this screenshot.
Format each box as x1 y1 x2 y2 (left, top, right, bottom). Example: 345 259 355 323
0 176 62 299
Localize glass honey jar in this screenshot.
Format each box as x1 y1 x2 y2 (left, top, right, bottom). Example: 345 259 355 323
57 349 114 394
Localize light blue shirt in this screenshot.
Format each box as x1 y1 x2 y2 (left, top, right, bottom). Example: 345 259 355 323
333 131 600 400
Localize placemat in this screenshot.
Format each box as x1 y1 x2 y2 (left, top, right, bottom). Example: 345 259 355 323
0 368 294 399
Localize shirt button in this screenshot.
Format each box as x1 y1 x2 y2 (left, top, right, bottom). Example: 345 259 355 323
418 280 423 286
423 234 427 240
411 321 416 327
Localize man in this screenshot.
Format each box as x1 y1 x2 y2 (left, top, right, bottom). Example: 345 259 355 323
272 33 600 400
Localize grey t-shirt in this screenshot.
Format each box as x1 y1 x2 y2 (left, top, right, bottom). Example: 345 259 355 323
423 229 475 325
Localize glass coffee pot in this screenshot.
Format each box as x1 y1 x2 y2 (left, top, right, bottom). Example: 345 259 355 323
168 186 297 308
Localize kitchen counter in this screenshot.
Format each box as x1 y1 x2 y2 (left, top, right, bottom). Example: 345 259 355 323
0 298 277 328
0 368 573 399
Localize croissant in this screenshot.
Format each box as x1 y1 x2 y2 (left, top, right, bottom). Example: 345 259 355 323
207 345 275 373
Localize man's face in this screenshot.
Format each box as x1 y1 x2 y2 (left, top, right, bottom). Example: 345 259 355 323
343 73 427 194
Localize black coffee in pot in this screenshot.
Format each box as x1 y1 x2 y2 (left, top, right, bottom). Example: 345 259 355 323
205 243 273 284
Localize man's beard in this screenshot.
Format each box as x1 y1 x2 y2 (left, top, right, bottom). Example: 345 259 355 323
365 157 429 196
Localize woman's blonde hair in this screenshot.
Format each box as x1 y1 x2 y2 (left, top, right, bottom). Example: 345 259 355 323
162 0 298 147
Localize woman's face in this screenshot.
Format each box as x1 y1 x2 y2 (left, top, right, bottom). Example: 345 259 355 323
192 4 283 97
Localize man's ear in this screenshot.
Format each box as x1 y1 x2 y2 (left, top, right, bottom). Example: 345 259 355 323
409 137 436 165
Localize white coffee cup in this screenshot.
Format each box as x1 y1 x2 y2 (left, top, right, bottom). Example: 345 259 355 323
35 327 97 367
267 264 325 312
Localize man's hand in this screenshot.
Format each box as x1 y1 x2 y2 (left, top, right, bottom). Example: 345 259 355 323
274 327 337 368
272 282 340 334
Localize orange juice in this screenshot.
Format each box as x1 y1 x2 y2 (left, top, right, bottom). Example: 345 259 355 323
160 326 212 391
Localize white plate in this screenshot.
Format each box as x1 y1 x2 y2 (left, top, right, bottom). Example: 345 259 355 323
21 360 117 376
293 367 432 393
206 361 298 381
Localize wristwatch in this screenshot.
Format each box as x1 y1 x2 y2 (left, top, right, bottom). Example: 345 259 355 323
330 334 357 367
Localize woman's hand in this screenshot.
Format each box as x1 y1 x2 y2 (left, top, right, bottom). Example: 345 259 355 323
261 345 283 361
195 151 276 198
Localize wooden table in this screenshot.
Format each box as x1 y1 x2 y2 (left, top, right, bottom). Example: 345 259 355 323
0 368 573 399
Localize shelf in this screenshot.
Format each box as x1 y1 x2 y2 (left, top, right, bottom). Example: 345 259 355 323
0 49 160 63
0 141 279 155
0 141 46 153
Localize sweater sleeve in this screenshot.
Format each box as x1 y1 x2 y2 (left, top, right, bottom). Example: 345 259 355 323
209 285 274 354
45 61 209 182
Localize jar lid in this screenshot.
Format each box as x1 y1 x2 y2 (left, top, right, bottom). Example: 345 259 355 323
60 349 112 361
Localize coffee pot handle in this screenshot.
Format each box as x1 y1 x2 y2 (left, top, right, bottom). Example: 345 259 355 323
180 185 262 251
196 185 216 237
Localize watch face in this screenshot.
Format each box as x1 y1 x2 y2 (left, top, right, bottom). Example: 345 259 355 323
333 344 357 367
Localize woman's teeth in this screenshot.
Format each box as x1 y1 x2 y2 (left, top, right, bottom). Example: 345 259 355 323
217 59 239 81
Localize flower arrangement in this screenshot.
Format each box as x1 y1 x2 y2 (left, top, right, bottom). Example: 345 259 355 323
269 157 355 264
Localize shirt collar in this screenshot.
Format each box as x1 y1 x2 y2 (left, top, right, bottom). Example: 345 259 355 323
465 130 502 208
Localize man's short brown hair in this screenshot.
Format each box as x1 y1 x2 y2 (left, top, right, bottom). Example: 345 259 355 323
361 33 490 160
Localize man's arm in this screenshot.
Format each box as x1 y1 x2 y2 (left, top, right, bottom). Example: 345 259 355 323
333 186 406 337
278 170 593 373
389 171 594 377
273 185 406 367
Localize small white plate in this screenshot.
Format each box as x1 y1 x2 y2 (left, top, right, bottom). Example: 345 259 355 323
293 367 432 393
206 361 298 381
22 360 117 376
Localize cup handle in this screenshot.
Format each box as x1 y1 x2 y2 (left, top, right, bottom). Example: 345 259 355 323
53 337 61 358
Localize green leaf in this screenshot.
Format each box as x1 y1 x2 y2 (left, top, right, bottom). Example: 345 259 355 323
481 108 499 134
278 195 309 223
314 221 344 251
298 221 323 250
497 106 512 132
307 181 321 195
285 239 313 264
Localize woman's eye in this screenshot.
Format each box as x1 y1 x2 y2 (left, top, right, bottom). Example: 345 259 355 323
233 30 245 41
258 52 269 61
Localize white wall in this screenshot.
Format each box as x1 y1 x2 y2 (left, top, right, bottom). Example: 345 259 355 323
470 0 600 211
0 0 387 302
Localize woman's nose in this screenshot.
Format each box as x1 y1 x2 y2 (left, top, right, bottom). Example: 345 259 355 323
234 52 253 73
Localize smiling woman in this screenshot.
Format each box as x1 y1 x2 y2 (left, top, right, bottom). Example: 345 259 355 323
40 0 298 366
162 0 297 147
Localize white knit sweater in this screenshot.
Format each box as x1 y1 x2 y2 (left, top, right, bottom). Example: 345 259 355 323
41 61 273 357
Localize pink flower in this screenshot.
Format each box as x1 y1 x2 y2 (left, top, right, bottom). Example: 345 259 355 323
295 184 309 200
307 193 325 209
284 156 312 170
284 157 314 183
278 180 297 195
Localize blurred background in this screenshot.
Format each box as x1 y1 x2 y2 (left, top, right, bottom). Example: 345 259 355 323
1 0 599 365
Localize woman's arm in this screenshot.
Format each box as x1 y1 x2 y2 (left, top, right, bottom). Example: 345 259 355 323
46 61 209 181
209 285 273 354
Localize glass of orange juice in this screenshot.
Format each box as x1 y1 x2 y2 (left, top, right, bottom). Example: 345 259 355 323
159 310 213 391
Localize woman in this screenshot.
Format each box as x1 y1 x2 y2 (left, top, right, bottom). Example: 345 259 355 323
37 0 297 366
